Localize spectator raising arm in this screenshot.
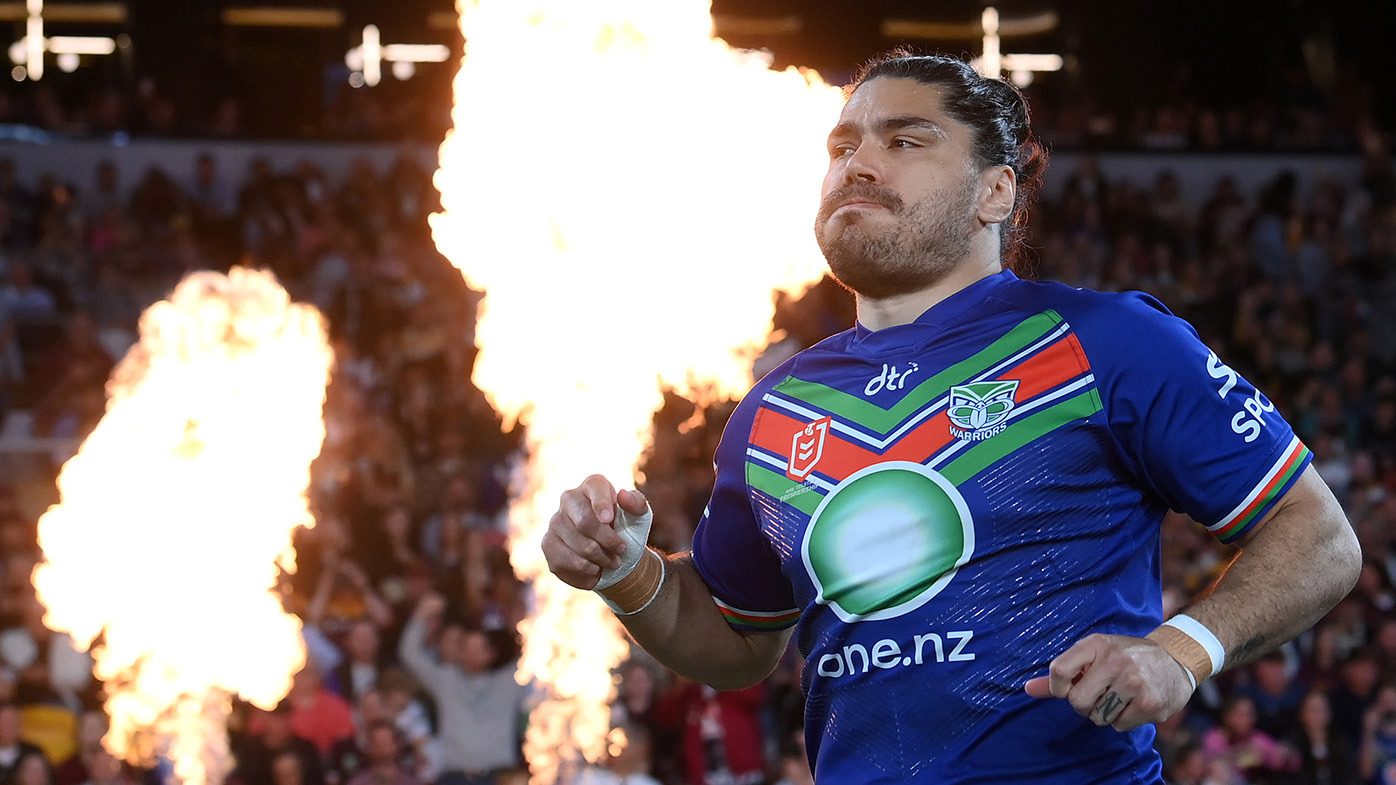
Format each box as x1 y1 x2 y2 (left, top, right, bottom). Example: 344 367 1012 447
395 594 451 693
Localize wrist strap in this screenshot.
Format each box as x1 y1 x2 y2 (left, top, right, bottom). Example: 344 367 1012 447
594 506 654 590
1147 613 1225 687
597 549 665 615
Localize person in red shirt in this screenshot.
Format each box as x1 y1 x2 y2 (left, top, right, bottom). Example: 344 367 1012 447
283 663 356 760
654 678 766 785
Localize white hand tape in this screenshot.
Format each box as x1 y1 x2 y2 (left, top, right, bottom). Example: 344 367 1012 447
593 504 653 591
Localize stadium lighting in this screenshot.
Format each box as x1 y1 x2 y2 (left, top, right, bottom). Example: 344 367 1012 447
345 24 450 87
7 0 119 80
970 6 1062 87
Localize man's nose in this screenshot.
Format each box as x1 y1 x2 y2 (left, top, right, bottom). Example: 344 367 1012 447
843 143 882 184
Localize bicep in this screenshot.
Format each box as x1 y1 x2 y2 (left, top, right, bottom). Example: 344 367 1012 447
1233 465 1356 558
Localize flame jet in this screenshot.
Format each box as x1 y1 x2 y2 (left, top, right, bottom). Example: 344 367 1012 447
431 1 844 781
33 268 333 785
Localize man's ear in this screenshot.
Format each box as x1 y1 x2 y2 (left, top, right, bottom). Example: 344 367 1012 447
977 165 1016 226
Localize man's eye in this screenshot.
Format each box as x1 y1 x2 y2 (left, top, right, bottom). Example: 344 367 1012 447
891 138 919 148
830 144 855 159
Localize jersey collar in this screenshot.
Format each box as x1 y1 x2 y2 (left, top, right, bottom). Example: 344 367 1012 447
849 268 1020 353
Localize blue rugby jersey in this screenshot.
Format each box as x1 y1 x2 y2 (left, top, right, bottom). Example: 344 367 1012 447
690 269 1311 785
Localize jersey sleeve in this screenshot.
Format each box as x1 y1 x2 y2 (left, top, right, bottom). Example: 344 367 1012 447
691 393 801 632
1077 291 1312 544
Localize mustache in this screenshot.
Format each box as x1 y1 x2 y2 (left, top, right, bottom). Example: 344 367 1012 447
816 183 905 224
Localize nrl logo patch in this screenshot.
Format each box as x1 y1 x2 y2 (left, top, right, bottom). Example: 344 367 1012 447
947 380 1020 441
788 416 831 481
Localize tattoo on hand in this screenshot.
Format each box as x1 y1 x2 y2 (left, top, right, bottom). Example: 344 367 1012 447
1095 691 1125 724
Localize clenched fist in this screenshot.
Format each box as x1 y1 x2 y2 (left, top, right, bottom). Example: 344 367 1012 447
1024 633 1195 731
542 474 651 590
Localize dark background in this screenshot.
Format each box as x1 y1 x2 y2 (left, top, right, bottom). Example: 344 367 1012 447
4 0 1395 140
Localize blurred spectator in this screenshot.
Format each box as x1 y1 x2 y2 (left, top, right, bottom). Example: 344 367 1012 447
396 594 524 785
1352 562 1395 635
347 416 415 517
419 474 497 564
82 162 123 225
270 748 311 785
0 592 94 710
325 695 370 785
1299 624 1345 693
574 723 662 785
654 679 766 785
457 534 525 635
280 664 355 762
1361 682 1396 785
1200 695 1299 785
1287 689 1360 785
28 312 112 437
52 709 106 785
187 153 236 229
303 546 393 646
327 619 389 706
610 660 676 785
325 687 410 785
8 749 53 785
1163 739 1235 785
74 749 135 785
125 167 183 241
343 721 422 785
354 505 423 589
1235 650 1307 740
0 703 45 782
0 295 20 414
230 704 325 785
0 490 35 564
1331 649 1384 748
375 670 438 784
771 727 812 785
0 265 57 324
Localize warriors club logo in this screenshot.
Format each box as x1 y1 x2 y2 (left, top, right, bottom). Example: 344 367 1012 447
947 380 1020 441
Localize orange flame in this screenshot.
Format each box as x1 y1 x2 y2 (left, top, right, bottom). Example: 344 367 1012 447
31 268 334 785
430 1 842 781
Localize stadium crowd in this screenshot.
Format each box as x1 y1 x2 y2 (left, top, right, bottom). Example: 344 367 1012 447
0 56 1389 154
0 96 1393 785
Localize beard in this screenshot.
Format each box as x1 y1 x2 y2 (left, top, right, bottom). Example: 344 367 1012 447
814 175 980 300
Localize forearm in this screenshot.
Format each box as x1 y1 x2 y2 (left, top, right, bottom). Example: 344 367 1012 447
396 616 446 687
358 586 393 628
606 551 790 690
1182 469 1360 671
304 561 337 626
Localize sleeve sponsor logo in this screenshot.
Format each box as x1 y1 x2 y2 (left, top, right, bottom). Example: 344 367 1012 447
1207 351 1275 443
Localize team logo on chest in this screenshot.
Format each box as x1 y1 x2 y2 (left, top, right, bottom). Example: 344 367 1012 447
787 415 831 480
947 380 1020 441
